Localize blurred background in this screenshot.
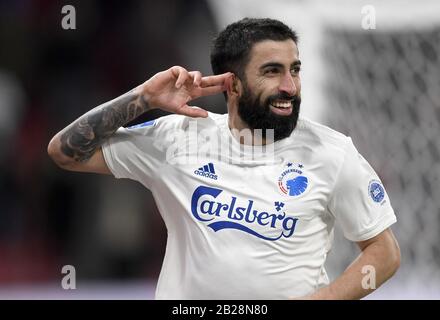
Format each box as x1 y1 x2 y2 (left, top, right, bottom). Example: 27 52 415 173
0 0 439 299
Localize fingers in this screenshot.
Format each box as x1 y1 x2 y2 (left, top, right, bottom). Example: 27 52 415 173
200 72 233 88
197 72 232 97
189 71 202 87
178 105 209 118
172 66 232 90
173 66 190 89
199 85 226 96
172 66 204 89
172 66 232 89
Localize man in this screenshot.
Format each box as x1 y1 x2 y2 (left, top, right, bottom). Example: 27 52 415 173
48 18 400 299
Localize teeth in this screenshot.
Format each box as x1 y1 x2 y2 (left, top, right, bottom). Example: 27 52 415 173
270 101 291 108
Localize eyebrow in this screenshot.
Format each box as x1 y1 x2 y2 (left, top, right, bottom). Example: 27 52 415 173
259 60 302 70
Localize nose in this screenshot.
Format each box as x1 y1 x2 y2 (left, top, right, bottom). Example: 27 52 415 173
279 72 297 97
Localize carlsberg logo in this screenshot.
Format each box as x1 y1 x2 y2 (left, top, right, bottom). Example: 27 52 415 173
191 186 298 241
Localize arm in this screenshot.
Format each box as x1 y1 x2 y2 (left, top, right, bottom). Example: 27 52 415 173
47 66 231 173
306 228 400 300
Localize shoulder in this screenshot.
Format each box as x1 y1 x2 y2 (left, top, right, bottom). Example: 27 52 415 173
295 117 351 148
292 117 356 166
122 111 226 137
158 111 226 133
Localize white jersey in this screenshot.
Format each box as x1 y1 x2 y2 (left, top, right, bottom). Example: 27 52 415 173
101 112 396 299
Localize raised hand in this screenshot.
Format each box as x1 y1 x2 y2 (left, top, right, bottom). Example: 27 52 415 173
49 66 231 166
141 66 232 118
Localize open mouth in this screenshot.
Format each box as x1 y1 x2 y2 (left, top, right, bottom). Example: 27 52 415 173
269 100 293 116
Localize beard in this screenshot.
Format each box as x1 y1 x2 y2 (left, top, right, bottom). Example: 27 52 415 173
237 86 301 142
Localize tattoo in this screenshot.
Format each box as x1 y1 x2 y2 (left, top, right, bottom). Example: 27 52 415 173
60 89 150 162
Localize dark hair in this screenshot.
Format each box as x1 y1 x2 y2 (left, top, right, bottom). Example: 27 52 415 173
210 18 298 82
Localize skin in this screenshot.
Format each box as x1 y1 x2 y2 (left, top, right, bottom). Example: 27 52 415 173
226 39 301 134
305 228 401 300
47 67 231 174
48 40 400 300
226 40 400 299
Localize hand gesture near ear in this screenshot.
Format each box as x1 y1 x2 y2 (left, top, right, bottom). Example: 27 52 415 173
141 66 232 118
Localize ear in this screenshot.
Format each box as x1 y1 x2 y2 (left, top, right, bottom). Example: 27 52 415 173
226 74 243 99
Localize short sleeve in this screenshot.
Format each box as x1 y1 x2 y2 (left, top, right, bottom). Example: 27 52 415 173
101 116 180 189
328 138 397 242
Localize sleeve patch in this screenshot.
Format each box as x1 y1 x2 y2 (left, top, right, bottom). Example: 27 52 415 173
368 179 386 204
127 120 156 129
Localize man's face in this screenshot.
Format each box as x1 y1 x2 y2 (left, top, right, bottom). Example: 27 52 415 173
237 39 301 141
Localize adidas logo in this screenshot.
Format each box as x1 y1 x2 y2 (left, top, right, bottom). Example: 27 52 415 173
194 162 218 180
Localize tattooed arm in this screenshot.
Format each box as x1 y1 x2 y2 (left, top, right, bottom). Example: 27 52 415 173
48 66 231 174
47 87 149 174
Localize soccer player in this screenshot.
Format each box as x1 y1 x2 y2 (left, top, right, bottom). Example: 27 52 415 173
48 18 400 299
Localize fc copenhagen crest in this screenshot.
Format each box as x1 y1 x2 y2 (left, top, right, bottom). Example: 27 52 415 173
368 179 385 204
278 162 309 197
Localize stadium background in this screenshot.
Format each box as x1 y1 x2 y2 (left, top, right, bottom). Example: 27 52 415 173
0 0 439 299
